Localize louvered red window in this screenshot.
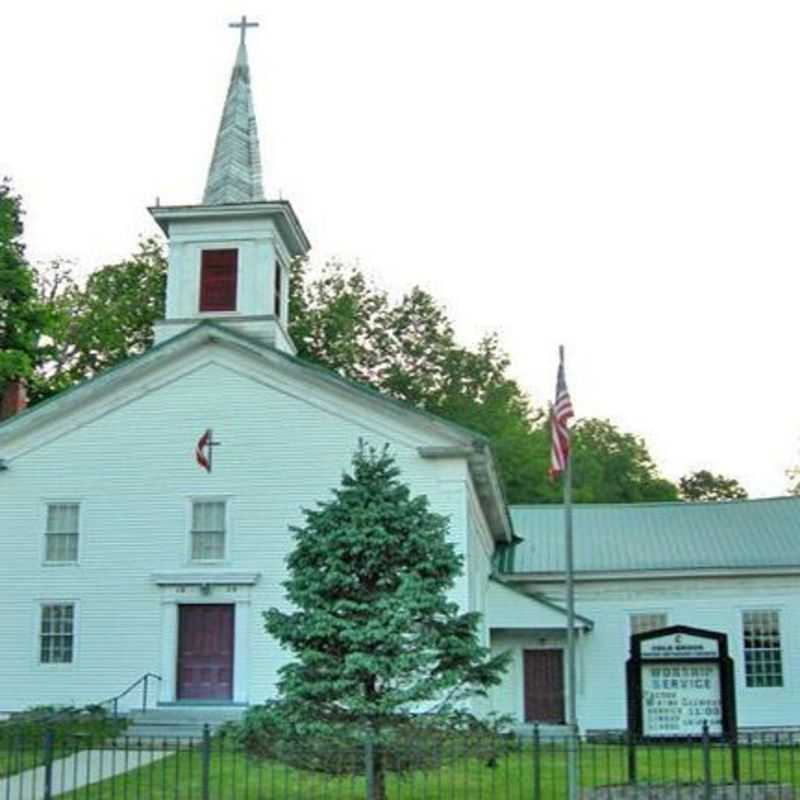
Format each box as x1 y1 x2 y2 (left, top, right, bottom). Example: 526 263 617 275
200 250 238 311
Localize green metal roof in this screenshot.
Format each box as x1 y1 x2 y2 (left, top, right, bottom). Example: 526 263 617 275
498 497 800 574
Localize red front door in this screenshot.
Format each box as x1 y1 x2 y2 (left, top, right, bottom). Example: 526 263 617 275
177 605 234 701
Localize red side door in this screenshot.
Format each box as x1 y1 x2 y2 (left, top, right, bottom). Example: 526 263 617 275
177 605 234 701
523 649 565 723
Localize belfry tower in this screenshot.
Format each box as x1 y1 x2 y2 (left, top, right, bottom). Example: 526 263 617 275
149 16 309 352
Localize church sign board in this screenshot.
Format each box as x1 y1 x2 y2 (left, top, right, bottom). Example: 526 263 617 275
626 625 737 741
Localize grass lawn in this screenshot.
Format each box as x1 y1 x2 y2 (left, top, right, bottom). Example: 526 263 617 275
53 740 800 799
0 747 48 778
0 710 127 778
0 737 99 779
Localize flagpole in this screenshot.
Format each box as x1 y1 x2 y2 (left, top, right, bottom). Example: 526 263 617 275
562 346 578 800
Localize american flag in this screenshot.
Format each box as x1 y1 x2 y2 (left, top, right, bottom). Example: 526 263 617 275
549 349 574 477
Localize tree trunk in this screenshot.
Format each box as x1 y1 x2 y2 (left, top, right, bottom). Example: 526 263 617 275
365 738 387 800
373 748 386 800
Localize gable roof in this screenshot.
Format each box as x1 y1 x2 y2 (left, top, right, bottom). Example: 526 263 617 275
0 321 512 541
498 497 800 575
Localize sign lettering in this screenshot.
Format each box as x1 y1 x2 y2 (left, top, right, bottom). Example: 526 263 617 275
641 663 722 736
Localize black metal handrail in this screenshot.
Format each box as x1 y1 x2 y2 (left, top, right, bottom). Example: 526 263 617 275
99 672 163 719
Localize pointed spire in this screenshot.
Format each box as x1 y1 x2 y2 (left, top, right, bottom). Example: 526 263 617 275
203 34 265 205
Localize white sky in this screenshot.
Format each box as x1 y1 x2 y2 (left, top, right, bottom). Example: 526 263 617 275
2 0 799 497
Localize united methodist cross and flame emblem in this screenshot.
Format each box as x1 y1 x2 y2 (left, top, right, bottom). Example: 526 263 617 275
195 429 221 473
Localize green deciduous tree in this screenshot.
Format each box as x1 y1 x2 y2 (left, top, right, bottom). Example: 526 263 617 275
0 179 49 384
568 418 679 503
33 250 681 504
264 444 509 797
678 470 748 501
288 260 552 503
287 261 681 505
786 467 799 497
520 418 679 504
31 239 166 401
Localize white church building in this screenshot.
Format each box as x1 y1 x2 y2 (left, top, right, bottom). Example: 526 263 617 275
1 24 798 734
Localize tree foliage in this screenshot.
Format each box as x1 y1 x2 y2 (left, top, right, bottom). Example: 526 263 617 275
678 470 748 502
30 244 679 504
288 261 549 502
30 239 166 402
569 419 679 503
289 260 677 504
263 444 509 794
0 179 49 384
786 467 800 497
264 444 508 723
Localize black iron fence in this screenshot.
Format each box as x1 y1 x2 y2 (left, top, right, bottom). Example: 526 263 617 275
0 724 799 799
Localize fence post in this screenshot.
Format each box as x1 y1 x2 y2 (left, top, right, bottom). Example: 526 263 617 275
729 726 740 784
201 723 211 800
365 735 376 800
702 720 712 800
627 728 636 784
532 724 541 800
42 728 55 800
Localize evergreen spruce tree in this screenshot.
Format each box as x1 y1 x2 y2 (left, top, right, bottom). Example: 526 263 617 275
264 443 509 795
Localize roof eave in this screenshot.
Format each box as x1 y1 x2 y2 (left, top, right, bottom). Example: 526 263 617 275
418 443 514 544
501 564 800 581
1 322 494 473
148 201 310 256
489 575 594 629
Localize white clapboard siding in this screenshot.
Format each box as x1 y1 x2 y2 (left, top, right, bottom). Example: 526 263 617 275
490 574 800 730
0 347 478 712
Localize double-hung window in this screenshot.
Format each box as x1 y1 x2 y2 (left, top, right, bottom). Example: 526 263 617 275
45 503 79 563
630 612 667 636
40 604 75 664
191 500 226 562
742 610 783 687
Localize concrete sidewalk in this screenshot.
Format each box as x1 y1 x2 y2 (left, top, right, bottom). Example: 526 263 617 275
0 748 172 799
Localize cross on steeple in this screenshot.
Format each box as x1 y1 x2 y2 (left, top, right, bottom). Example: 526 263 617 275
229 14 259 45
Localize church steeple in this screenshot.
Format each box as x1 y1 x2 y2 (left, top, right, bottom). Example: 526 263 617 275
203 17 265 205
149 17 310 354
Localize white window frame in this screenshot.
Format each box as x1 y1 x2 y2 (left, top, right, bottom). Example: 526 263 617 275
186 496 232 565
741 608 784 689
36 600 79 667
42 500 81 566
629 611 668 636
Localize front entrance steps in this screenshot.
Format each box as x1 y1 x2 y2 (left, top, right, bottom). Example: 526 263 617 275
124 704 247 739
513 722 571 739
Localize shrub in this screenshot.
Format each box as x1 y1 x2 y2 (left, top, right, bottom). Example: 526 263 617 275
235 702 516 775
0 704 128 745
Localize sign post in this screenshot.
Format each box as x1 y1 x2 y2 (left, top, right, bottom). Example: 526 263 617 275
626 625 738 781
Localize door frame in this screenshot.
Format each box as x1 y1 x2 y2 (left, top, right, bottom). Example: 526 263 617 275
159 597 250 704
522 647 566 724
